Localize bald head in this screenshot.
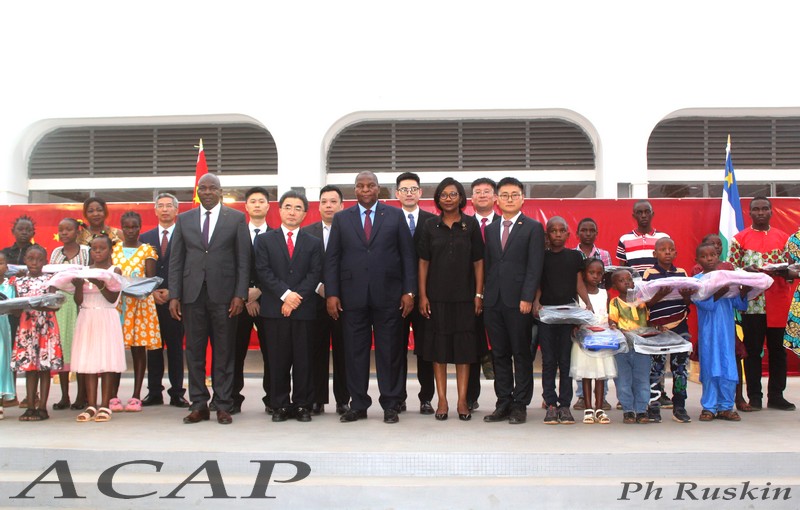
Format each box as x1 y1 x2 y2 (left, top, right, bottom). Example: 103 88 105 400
197 173 222 209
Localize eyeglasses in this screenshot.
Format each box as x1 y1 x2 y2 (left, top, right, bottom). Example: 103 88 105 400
397 186 420 194
472 189 494 197
155 203 176 210
498 193 522 201
281 204 305 213
439 191 460 200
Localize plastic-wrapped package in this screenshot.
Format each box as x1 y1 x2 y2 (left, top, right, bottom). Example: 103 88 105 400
538 304 597 325
120 276 164 298
633 277 701 302
624 327 693 355
47 268 162 299
692 270 773 302
573 326 628 357
0 293 66 314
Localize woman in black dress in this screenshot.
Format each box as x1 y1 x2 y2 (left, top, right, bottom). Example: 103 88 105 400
417 177 484 421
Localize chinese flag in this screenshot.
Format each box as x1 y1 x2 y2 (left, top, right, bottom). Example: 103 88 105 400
192 138 208 207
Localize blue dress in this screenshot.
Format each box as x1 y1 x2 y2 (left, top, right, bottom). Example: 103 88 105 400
0 279 16 397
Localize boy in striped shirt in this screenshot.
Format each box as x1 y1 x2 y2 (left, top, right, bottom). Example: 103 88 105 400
617 200 670 276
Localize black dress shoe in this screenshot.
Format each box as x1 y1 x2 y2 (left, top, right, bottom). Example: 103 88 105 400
183 407 210 424
419 401 434 415
264 405 274 415
483 407 511 423
216 410 233 424
459 412 472 421
340 409 367 422
435 411 448 421
384 409 399 424
272 407 291 422
468 400 479 411
508 406 527 424
335 403 349 415
209 401 217 412
169 396 190 408
296 407 312 422
311 403 324 415
141 394 164 406
230 404 242 415
398 401 407 412
768 398 796 411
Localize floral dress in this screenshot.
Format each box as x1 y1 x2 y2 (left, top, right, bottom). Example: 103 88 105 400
111 243 161 349
783 230 800 357
49 245 90 368
10 275 63 372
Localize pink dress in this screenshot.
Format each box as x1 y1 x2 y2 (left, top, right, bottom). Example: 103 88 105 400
71 269 126 374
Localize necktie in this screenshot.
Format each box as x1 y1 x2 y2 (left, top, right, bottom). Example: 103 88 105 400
253 228 260 245
501 220 512 250
364 209 372 241
408 213 415 236
161 229 169 256
480 217 488 242
202 211 211 248
287 231 294 258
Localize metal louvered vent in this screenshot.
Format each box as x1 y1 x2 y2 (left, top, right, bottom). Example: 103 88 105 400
647 117 800 169
29 123 278 178
327 119 595 173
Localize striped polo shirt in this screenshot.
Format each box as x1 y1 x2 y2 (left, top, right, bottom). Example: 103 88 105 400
616 229 670 276
642 264 690 335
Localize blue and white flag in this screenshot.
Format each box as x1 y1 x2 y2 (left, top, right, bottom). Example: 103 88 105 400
719 134 744 260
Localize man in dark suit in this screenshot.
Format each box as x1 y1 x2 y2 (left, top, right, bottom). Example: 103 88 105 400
140 192 189 408
169 173 251 425
255 190 323 422
325 171 417 424
395 172 435 415
301 185 350 415
231 186 271 414
482 176 544 425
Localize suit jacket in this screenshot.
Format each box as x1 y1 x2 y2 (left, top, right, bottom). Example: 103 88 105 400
324 201 417 310
483 213 544 308
255 228 323 320
140 226 171 290
301 221 327 306
168 205 251 305
249 225 271 289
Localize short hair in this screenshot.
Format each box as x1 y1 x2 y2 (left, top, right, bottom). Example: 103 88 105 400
279 190 309 211
654 237 675 250
471 177 497 192
23 244 47 259
695 242 717 257
355 171 378 185
319 185 343 202
83 196 108 217
496 177 524 193
120 211 142 227
155 192 179 208
633 199 652 212
700 233 720 243
396 172 421 188
546 216 568 230
583 256 604 271
577 217 597 230
245 186 270 201
750 196 772 209
11 215 35 233
433 177 467 211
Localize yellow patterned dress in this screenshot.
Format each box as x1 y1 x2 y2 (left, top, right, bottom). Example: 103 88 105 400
111 243 162 350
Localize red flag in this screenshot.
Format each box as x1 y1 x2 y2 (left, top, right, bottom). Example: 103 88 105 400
192 138 208 207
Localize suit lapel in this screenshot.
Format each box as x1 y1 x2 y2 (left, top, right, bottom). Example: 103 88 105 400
369 202 387 244
502 214 526 254
208 206 228 248
348 206 368 246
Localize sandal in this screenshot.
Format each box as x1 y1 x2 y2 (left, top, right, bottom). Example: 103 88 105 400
18 408 37 421
594 409 611 424
53 399 71 410
716 410 741 422
583 409 595 424
4 397 19 407
124 398 142 412
109 398 124 412
36 409 49 421
699 409 715 422
94 407 112 422
77 406 98 422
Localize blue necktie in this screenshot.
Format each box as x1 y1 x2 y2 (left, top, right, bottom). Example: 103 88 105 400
408 213 415 236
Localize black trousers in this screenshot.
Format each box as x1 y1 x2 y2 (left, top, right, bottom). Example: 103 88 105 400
741 313 787 402
401 309 435 404
539 322 574 408
484 305 533 409
311 307 349 406
233 311 270 407
264 318 313 409
147 303 186 399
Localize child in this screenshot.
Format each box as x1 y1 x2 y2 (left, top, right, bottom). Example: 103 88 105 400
49 218 91 411
642 237 695 423
535 216 592 425
571 258 616 424
0 253 16 419
110 211 161 412
691 234 734 275
608 269 652 424
694 242 749 422
71 236 126 422
10 245 63 421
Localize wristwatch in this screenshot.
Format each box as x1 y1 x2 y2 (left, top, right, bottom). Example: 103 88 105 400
475 293 484 299
407 292 415 298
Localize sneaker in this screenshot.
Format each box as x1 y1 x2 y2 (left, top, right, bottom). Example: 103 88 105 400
622 411 636 424
573 397 586 410
767 398 796 411
672 407 691 423
601 399 611 411
658 395 673 409
635 412 650 424
557 407 575 425
647 406 662 423
544 405 559 425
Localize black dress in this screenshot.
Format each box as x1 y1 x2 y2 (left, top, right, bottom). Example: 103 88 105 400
417 214 484 364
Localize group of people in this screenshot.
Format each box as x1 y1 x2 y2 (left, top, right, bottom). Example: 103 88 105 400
1 173 800 427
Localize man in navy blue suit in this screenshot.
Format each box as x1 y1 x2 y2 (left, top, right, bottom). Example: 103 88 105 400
325 171 417 424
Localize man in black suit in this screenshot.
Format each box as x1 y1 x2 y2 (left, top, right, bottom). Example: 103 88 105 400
140 192 189 408
482 176 544 425
231 187 272 414
301 185 350 415
395 172 435 415
255 190 323 422
169 173 251 425
325 171 417 424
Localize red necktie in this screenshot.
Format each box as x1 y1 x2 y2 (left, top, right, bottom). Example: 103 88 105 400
501 220 512 250
480 217 488 242
287 231 294 258
161 229 169 256
364 209 372 241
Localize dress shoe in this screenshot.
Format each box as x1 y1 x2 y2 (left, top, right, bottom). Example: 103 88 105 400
141 394 164 406
169 396 190 408
264 405 274 415
467 400 479 411
459 412 472 421
419 401 434 415
435 410 448 421
230 404 242 415
335 403 349 415
508 406 527 424
398 401 407 412
384 409 399 424
483 407 511 422
311 403 324 415
272 407 291 422
296 407 312 422
183 408 210 424
216 410 233 424
767 397 796 411
340 409 367 422
209 401 218 412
